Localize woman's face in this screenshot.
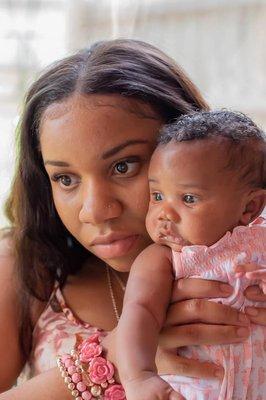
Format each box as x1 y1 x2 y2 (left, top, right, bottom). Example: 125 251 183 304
40 94 162 272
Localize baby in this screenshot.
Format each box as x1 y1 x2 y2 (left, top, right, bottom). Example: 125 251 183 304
117 110 266 400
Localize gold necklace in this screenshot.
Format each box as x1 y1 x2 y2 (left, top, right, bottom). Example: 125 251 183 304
106 265 125 323
110 268 126 291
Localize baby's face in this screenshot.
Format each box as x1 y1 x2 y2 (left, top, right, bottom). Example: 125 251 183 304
146 139 249 250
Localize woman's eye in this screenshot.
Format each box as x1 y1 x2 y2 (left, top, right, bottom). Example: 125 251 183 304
52 174 79 189
152 192 163 202
59 175 72 186
113 159 140 176
182 194 198 204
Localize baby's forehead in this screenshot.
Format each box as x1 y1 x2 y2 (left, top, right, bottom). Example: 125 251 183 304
151 137 229 168
150 136 264 191
149 138 233 187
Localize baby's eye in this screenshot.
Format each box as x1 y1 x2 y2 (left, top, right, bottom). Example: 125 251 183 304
113 159 140 176
182 194 198 204
152 192 163 202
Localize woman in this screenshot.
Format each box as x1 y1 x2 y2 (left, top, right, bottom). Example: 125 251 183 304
0 39 265 399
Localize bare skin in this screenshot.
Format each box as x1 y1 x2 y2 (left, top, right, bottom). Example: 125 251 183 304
117 140 265 400
0 95 265 398
117 139 266 400
0 257 264 399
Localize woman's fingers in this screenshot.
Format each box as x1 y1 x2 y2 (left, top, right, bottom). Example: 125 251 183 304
245 306 266 325
244 285 266 325
169 393 185 400
245 269 266 279
166 299 249 327
156 349 223 380
235 263 266 274
235 264 266 291
172 265 266 302
244 285 266 302
171 278 233 302
159 323 250 349
169 391 185 400
173 356 224 381
243 270 266 294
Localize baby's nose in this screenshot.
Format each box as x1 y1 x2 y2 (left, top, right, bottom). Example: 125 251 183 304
158 206 180 223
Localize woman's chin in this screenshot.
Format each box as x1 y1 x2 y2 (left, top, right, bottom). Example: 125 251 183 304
90 235 152 273
103 250 144 273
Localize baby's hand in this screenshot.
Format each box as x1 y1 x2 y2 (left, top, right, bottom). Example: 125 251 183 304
235 263 266 294
124 373 185 400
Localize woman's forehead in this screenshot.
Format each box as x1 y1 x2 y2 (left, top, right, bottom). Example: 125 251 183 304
40 94 161 164
41 93 159 123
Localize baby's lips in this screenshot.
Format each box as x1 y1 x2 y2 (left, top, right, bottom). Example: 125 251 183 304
157 232 178 243
157 221 178 237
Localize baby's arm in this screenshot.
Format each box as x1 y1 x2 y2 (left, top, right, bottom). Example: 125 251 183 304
117 243 182 400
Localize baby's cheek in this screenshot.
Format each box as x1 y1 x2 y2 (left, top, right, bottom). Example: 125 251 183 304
192 220 224 247
145 208 158 241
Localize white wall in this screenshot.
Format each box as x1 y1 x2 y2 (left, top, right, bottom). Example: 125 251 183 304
67 0 266 127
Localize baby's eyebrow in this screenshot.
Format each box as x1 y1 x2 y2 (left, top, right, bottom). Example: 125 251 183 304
177 183 209 191
148 178 159 183
102 139 149 159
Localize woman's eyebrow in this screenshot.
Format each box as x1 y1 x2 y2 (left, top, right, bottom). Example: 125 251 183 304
102 140 149 159
44 160 70 167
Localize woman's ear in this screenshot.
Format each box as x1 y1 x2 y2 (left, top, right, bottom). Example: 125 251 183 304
240 189 265 225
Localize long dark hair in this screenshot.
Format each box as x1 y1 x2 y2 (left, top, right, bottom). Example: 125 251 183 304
5 39 209 359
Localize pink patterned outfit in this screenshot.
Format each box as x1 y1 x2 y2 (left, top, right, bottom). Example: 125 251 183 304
18 284 106 383
162 217 266 400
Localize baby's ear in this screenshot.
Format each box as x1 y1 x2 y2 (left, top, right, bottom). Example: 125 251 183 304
240 189 265 225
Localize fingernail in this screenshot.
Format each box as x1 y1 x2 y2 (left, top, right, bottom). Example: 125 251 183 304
238 313 250 324
214 368 224 380
237 327 249 337
220 284 233 294
245 307 258 316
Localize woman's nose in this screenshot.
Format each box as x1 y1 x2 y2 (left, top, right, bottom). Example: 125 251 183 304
79 182 122 225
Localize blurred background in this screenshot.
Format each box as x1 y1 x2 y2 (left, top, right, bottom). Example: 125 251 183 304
0 0 266 226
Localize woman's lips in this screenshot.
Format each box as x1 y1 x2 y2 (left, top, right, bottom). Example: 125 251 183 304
91 234 139 259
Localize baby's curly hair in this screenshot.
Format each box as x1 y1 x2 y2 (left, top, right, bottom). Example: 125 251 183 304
158 110 266 189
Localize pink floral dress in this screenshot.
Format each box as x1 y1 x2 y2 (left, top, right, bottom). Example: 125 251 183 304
162 217 266 400
18 283 105 382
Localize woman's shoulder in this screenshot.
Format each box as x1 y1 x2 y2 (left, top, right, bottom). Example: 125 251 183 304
0 233 25 389
0 231 47 325
0 232 16 283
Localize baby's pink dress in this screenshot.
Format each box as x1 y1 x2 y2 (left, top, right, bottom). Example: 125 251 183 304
162 217 266 400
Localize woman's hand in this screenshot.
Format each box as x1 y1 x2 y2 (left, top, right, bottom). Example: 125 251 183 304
235 263 266 325
244 286 266 324
104 267 266 382
155 277 251 380
235 263 266 294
